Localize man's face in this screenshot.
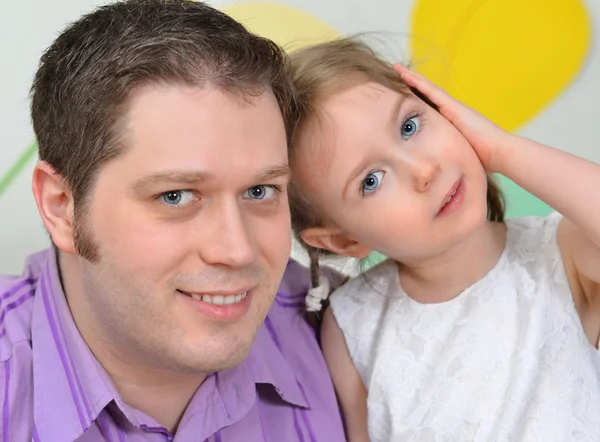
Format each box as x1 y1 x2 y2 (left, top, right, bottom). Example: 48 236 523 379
77 84 291 373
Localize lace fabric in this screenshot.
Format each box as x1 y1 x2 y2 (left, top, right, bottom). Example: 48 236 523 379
330 213 600 441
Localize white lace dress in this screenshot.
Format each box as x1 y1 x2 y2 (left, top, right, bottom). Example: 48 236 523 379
329 213 600 441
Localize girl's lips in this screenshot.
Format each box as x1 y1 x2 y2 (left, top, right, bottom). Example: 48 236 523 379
436 178 465 217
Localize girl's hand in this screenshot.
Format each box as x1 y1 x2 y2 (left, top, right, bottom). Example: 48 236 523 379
393 63 514 173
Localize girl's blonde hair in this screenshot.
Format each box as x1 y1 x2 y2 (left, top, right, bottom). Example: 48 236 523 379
287 37 505 321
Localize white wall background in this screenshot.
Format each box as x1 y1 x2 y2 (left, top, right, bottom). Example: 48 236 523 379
1 0 598 275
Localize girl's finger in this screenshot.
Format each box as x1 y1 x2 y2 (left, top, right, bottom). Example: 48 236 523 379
392 63 415 81
392 63 451 108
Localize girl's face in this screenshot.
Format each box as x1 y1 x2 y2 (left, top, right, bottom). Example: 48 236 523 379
293 82 489 263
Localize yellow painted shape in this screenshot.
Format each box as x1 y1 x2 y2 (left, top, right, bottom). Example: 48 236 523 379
410 0 592 132
222 2 340 52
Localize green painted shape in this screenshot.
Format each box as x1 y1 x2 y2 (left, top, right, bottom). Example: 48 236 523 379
0 142 38 198
495 174 552 219
364 177 553 269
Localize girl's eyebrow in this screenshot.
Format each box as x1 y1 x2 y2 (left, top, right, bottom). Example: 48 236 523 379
388 94 408 128
343 156 372 201
342 94 409 201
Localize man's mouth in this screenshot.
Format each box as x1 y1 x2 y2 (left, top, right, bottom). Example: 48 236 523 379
178 290 248 305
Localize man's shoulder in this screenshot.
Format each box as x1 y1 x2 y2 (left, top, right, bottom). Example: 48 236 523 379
0 265 38 435
271 259 311 317
272 259 347 318
264 259 342 369
251 260 345 436
0 249 49 362
277 259 313 297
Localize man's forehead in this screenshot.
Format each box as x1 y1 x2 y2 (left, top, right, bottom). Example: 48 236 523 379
97 81 286 185
126 81 276 114
122 82 280 134
117 81 282 145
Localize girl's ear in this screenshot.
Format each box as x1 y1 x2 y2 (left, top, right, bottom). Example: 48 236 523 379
301 227 371 258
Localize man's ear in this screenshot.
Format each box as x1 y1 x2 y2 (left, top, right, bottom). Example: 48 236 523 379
32 161 77 254
300 226 371 258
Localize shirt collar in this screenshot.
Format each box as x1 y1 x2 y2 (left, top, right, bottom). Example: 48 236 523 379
175 321 310 439
245 323 310 408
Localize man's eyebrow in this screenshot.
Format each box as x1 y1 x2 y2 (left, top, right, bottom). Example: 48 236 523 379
132 171 207 193
131 165 291 194
255 164 291 182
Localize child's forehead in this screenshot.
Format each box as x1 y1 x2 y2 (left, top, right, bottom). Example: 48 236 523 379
323 82 412 121
329 81 401 103
294 110 337 170
292 82 413 176
316 84 409 138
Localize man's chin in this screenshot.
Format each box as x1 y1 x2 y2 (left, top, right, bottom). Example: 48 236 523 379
175 336 255 374
211 350 250 372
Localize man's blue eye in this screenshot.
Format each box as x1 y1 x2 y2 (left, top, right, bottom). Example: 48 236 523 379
163 191 182 205
244 185 277 200
401 116 420 140
161 190 194 206
361 171 384 195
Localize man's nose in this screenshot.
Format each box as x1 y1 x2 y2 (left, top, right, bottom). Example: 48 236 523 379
196 200 256 268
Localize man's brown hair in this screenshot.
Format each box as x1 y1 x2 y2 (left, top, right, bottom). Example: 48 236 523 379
30 0 296 260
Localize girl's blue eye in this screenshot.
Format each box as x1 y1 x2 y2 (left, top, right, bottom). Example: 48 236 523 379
361 171 384 195
401 116 420 140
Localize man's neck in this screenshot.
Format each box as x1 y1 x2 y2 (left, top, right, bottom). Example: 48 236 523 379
397 221 506 304
58 251 206 433
95 341 207 433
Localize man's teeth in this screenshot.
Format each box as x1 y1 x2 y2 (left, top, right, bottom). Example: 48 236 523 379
190 292 247 305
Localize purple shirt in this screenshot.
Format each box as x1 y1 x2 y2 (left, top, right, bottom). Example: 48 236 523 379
0 249 346 442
